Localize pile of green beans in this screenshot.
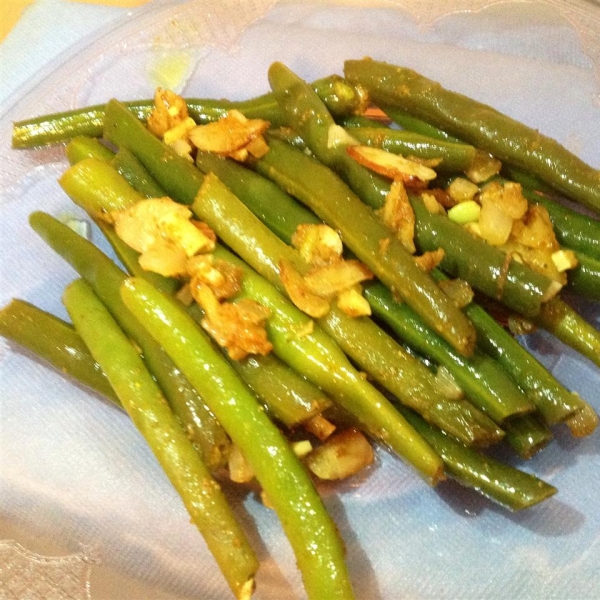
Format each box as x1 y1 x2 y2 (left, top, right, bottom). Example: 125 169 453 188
3 57 599 600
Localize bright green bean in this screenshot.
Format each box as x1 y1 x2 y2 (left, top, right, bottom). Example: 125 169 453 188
120 276 355 600
30 210 230 472
255 135 477 356
0 299 117 403
345 58 600 213
63 279 257 600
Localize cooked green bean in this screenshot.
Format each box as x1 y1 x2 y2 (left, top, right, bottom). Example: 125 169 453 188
346 127 477 172
363 281 535 424
63 279 257 600
344 58 600 213
120 276 356 600
255 135 476 356
195 151 321 242
112 147 166 199
66 136 115 165
0 299 117 403
30 210 230 472
13 75 364 148
104 100 204 205
534 297 600 368
567 252 600 301
382 106 462 142
399 407 557 511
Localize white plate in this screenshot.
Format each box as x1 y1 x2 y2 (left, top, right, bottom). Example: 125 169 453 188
1 1 599 599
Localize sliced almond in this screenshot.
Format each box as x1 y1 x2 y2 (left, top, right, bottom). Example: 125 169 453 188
279 259 331 318
305 428 374 480
303 260 374 297
378 180 416 253
347 144 437 183
188 110 269 155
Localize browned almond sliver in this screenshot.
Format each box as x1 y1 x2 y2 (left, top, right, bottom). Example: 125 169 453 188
347 144 437 183
305 428 374 481
303 260 374 297
378 180 416 254
188 110 270 154
279 259 331 318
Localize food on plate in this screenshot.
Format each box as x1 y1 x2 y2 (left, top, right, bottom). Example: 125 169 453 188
3 59 599 599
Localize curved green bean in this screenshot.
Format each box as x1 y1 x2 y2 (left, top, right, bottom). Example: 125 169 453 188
120 276 355 600
30 210 230 472
0 299 117 403
63 279 257 600
344 58 600 213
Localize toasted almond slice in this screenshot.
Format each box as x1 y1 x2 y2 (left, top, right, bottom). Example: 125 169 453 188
279 259 331 318
378 180 416 253
414 248 445 272
303 260 374 297
337 287 371 317
188 110 270 155
347 144 437 183
305 428 374 480
138 239 188 277
292 223 343 266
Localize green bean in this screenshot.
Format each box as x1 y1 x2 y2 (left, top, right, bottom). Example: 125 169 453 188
346 127 477 172
344 58 600 213
410 197 560 317
399 407 557 511
534 297 600 368
60 157 142 215
223 352 332 431
567 252 600 300
0 299 117 403
193 174 443 482
104 100 204 205
431 271 583 425
320 304 504 447
503 415 553 460
63 279 257 600
66 136 115 165
255 135 476 356
120 276 355 600
30 210 230 472
363 281 535 424
112 147 166 199
194 153 505 446
13 76 365 148
195 151 320 241
382 106 462 142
